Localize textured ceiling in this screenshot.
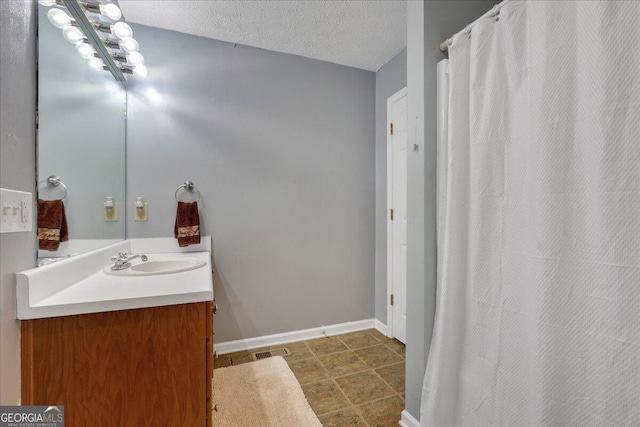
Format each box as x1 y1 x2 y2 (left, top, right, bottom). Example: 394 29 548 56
117 0 407 71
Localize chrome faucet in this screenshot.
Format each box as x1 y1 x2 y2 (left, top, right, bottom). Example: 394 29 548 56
110 251 148 270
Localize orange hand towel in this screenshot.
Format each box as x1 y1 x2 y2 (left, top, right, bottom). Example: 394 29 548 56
174 201 200 247
38 199 69 251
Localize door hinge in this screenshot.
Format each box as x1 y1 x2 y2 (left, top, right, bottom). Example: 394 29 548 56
390 123 394 135
390 208 394 221
390 294 394 306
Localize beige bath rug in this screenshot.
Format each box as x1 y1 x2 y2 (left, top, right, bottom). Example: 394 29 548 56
212 356 322 427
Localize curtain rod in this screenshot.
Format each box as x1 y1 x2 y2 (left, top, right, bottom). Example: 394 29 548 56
439 0 510 52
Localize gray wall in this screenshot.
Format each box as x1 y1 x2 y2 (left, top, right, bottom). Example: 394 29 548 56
126 25 376 343
374 48 407 324
0 0 37 404
404 0 495 421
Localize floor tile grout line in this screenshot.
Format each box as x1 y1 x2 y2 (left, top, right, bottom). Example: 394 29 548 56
374 360 405 370
384 344 406 359
353 351 404 370
347 342 402 378
373 375 405 394
370 330 406 358
340 331 405 363
351 341 378 367
315 405 370 426
378 339 406 357
340 346 401 408
372 360 406 393
367 363 400 397
303 339 371 426
330 374 372 427
329 362 378 381
332 348 396 423
305 336 405 414
307 335 377 427
350 400 372 426
321 364 371 379
353 392 403 409
335 330 383 349
320 350 404 382
315 346 374 378
305 338 358 427
351 392 405 426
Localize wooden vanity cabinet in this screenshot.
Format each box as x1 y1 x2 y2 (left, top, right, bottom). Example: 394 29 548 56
21 301 214 427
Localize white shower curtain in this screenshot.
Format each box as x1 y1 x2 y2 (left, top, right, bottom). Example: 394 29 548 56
422 1 640 426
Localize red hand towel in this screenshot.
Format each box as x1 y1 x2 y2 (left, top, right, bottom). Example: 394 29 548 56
174 201 200 247
38 199 69 251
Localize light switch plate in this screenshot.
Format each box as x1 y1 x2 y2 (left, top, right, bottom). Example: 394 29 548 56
1 188 33 233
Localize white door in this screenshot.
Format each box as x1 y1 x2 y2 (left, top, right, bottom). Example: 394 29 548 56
387 88 407 344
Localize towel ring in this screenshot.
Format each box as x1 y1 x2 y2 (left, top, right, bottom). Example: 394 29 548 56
39 175 68 200
175 180 201 202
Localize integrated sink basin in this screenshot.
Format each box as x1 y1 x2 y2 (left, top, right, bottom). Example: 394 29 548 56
16 239 214 320
104 257 207 276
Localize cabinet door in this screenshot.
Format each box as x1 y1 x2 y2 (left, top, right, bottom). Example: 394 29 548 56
22 303 208 427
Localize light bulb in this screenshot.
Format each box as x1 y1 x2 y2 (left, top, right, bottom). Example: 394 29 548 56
100 3 122 21
119 37 139 53
88 57 105 70
126 51 144 66
112 22 133 39
62 26 84 44
76 43 95 59
38 0 57 6
47 8 71 28
134 65 148 78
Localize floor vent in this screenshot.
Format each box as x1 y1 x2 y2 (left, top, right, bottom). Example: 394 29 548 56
251 347 291 361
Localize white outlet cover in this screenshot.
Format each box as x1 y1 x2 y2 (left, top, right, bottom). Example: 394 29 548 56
1 188 33 233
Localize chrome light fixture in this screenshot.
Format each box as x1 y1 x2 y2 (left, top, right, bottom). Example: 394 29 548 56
39 0 147 82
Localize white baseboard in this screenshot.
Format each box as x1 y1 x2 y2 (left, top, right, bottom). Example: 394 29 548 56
374 319 389 337
215 319 376 355
399 410 420 427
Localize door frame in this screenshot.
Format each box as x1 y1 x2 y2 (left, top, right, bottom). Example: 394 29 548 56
386 86 407 338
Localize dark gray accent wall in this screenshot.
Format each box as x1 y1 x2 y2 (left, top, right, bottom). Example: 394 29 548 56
0 0 37 404
374 48 407 324
126 25 376 343
405 0 495 421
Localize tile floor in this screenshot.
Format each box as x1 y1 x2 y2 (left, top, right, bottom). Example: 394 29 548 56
214 329 405 427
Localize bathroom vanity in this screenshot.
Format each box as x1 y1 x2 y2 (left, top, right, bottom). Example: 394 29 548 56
17 238 215 427
21 302 213 426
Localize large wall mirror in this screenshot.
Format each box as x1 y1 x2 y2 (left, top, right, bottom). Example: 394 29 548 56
37 6 126 258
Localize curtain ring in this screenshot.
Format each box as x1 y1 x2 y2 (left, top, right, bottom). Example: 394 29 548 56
493 5 501 21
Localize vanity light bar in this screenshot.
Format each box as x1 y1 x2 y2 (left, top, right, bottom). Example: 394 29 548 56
42 0 147 82
56 0 125 81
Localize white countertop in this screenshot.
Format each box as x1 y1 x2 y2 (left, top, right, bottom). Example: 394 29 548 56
16 238 214 320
